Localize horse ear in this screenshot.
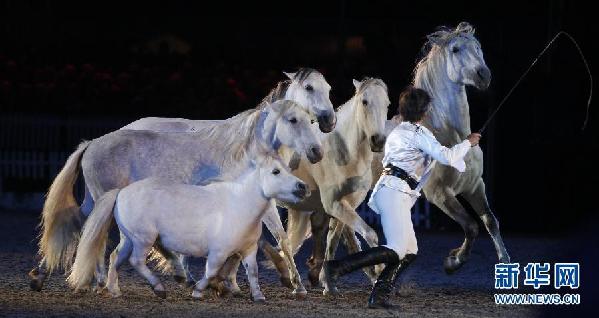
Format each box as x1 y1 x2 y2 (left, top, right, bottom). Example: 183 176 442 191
283 71 296 80
352 79 361 90
456 22 475 34
427 31 447 46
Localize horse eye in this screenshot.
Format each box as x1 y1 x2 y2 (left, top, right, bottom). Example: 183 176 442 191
452 47 460 53
289 117 297 124
362 99 368 106
305 85 313 91
272 168 280 175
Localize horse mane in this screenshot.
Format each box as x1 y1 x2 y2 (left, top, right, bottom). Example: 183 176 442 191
257 80 291 109
414 22 479 80
195 99 299 167
194 108 262 166
256 67 319 110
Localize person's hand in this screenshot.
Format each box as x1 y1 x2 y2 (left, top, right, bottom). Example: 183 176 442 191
467 133 481 146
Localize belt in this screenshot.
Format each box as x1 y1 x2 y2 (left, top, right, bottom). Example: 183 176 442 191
382 164 419 190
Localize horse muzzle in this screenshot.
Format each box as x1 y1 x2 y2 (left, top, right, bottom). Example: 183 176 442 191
306 144 323 163
474 66 491 90
317 112 337 133
370 134 386 152
292 182 310 200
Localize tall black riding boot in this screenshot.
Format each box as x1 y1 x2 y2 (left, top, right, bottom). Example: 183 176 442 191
368 253 417 309
323 246 399 293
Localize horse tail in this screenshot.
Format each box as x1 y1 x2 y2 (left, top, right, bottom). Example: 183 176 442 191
67 189 119 290
39 140 90 273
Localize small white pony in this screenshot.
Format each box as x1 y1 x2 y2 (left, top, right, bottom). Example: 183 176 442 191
68 155 309 302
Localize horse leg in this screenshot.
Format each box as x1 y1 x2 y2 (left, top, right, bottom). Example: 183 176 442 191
324 198 379 248
241 244 265 302
106 233 133 297
153 242 193 287
178 255 196 288
128 243 167 299
219 254 242 296
287 208 312 256
29 186 94 292
320 218 344 295
307 211 329 287
28 257 48 292
340 225 378 284
462 180 510 263
93 238 108 293
258 239 292 289
262 203 307 297
431 190 479 274
192 254 227 300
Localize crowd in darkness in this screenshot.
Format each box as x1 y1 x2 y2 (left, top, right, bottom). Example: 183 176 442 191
0 48 301 120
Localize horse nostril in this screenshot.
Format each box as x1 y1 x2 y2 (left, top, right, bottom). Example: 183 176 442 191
317 113 336 132
311 146 322 158
297 183 306 191
477 68 490 81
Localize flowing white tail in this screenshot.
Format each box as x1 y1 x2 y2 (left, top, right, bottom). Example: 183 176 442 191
38 141 90 273
67 189 119 290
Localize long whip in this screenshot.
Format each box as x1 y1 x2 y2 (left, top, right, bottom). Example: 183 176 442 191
479 31 592 133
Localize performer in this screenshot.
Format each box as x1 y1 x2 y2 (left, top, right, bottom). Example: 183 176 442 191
323 86 481 309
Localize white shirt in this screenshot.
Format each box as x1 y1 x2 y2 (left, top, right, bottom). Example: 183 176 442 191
368 122 471 213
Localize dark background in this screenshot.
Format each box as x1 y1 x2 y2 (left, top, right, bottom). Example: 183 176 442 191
0 0 597 235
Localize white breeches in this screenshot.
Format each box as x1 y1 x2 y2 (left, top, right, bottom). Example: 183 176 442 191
372 186 418 259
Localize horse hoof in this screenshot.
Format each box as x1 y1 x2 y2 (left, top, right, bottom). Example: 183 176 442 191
292 286 307 300
252 295 266 303
323 287 340 297
29 278 43 292
173 275 186 284
191 290 205 300
443 256 464 274
28 269 44 292
153 289 167 299
109 290 122 298
280 277 293 289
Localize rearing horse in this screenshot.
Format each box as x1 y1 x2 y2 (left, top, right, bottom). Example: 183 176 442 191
415 22 510 272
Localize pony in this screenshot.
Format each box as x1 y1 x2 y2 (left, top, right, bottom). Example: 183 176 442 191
67 154 309 302
30 100 321 295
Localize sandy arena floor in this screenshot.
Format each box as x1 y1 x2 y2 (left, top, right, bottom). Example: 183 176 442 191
0 209 594 317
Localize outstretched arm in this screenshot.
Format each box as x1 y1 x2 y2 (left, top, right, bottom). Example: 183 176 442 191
415 132 480 172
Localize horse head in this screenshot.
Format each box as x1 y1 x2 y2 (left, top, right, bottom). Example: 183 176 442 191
424 22 491 90
253 154 310 203
262 100 323 163
283 68 336 132
352 78 390 152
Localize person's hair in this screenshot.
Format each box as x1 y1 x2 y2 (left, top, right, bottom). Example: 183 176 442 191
398 86 431 123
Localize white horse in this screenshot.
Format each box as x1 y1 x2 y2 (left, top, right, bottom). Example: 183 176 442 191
415 22 510 272
32 99 321 295
369 22 509 273
262 78 390 294
68 155 309 302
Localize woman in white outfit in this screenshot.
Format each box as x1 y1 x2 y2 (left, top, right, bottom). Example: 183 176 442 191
324 86 481 309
